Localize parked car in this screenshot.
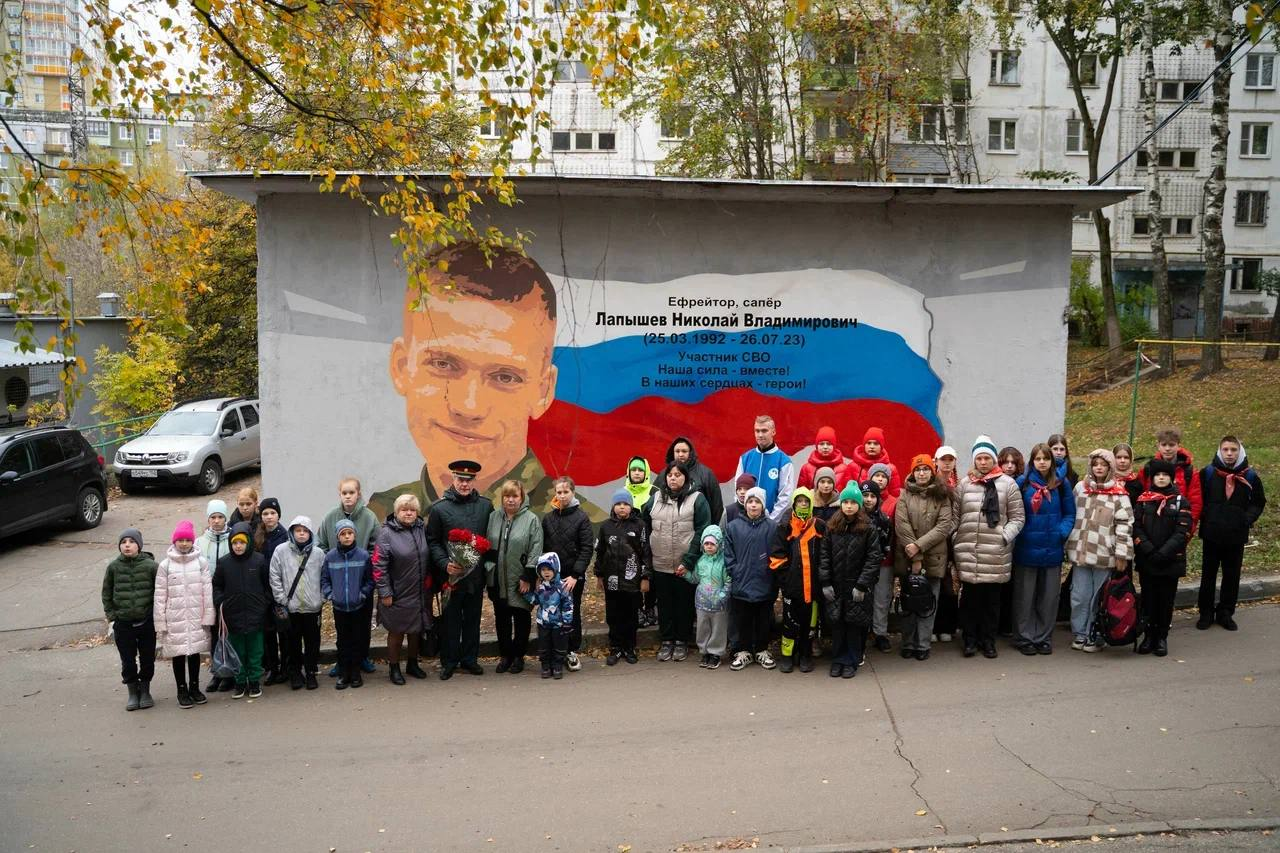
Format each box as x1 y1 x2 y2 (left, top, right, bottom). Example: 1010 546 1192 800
0 425 108 537
115 397 261 495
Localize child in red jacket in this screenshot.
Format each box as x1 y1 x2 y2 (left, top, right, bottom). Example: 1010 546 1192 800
1140 427 1202 532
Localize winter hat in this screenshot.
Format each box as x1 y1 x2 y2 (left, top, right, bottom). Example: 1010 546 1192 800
1147 457 1176 480
744 486 767 507
814 466 837 486
703 530 721 546
815 426 838 445
206 499 228 519
909 453 936 474
611 489 632 507
229 522 252 547
258 497 281 515
838 481 864 506
287 515 314 542
934 445 958 461
971 435 999 463
862 426 886 446
171 520 196 542
1088 448 1117 477
867 462 892 482
537 551 561 578
735 473 757 490
334 518 357 538
791 486 814 519
119 528 144 552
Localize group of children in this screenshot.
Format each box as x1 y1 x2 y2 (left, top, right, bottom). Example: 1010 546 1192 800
102 424 1266 709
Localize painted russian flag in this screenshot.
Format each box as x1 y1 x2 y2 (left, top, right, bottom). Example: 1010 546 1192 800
527 270 943 487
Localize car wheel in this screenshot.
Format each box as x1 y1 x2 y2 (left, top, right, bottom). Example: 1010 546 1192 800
119 476 144 495
196 458 223 495
73 488 105 530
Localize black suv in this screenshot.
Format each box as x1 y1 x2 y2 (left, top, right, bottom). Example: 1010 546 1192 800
0 425 108 538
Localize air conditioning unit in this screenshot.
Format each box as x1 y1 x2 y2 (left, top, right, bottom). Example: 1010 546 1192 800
2 369 32 425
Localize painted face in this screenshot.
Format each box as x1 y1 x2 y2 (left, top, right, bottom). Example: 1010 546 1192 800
1153 472 1173 488
174 538 194 554
745 496 764 519
1033 453 1053 475
672 442 692 463
292 526 312 545
871 471 889 489
119 538 140 557
453 475 475 496
817 440 834 455
1220 442 1241 466
231 538 248 555
665 468 686 491
1113 450 1132 473
237 497 256 517
337 527 357 547
1091 458 1111 480
817 477 835 495
702 539 719 555
754 421 776 450
913 465 933 484
502 491 523 514
629 465 647 484
840 499 860 516
209 514 227 533
1050 443 1068 460
613 501 632 519
864 439 881 457
339 482 360 511
1157 440 1179 460
974 453 996 475
396 506 418 525
261 508 279 529
553 482 574 504
391 289 557 496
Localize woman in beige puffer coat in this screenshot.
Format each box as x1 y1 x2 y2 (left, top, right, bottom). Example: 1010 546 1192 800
154 520 214 706
952 436 1025 658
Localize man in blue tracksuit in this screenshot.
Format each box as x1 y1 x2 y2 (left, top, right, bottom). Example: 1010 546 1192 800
733 415 796 523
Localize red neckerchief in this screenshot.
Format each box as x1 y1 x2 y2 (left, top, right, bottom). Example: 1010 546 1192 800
1137 490 1174 515
1214 466 1252 500
1084 479 1128 496
968 468 1001 484
1116 472 1138 483
1028 481 1052 513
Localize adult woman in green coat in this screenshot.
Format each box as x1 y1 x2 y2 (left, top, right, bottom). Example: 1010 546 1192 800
486 480 544 674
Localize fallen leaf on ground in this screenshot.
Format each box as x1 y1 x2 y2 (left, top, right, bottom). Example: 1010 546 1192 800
915 809 927 816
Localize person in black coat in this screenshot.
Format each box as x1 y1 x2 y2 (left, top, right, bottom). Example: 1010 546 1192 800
1197 436 1268 631
818 482 882 679
542 477 595 672
255 498 291 685
213 522 272 697
1132 459 1193 657
668 436 725 526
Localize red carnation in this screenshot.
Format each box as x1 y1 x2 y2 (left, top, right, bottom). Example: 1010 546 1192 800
448 528 469 543
473 535 491 552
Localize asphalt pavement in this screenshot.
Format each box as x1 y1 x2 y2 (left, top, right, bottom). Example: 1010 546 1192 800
1 601 1276 853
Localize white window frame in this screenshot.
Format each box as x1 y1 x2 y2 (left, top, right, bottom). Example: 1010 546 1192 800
146 125 162 144
1239 122 1271 157
85 120 108 138
553 60 591 82
119 125 134 141
659 107 693 141
550 129 617 152
119 149 134 166
1066 118 1085 154
987 118 1017 153
477 116 501 139
1245 54 1275 90
908 105 968 143
989 50 1020 86
1156 80 1196 102
1230 258 1263 292
1076 53 1100 87
1235 190 1268 226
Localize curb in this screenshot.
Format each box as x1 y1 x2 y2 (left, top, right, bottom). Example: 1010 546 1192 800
779 816 1280 853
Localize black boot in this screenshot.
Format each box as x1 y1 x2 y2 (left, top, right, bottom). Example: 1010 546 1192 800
1153 637 1168 657
404 660 428 679
1137 633 1155 655
138 681 154 709
797 655 814 673
126 682 141 712
778 651 794 673
176 685 192 709
389 663 406 685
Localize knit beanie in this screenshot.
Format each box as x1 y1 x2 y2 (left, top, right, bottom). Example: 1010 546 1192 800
172 520 195 542
258 497 281 515
610 489 632 507
119 527 144 552
206 498 228 519
814 466 837 486
862 426 885 446
838 481 864 506
909 453 936 474
867 462 892 482
1147 457 1176 479
744 486 767 508
815 425 838 445
735 473 758 490
934 445 958 461
972 435 999 463
334 518 356 538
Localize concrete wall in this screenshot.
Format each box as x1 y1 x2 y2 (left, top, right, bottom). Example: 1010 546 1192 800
248 187 1073 519
0 316 131 426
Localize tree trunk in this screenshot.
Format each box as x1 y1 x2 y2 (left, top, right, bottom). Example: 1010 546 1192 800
1094 211 1123 350
1143 0 1174 377
1198 0 1232 377
940 58 963 181
1264 294 1280 360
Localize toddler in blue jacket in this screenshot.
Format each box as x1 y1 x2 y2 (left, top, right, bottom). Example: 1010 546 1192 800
526 552 575 680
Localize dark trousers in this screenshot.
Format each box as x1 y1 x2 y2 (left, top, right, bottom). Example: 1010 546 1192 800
113 618 156 684
333 608 366 672
731 597 773 654
538 624 568 672
780 593 814 658
1199 540 1245 618
287 611 321 674
997 579 1015 636
442 587 483 669
960 582 1003 647
357 599 374 660
567 579 586 652
262 621 288 673
490 593 532 661
171 653 201 688
935 583 959 635
1140 573 1179 640
642 584 657 614
828 619 866 667
604 589 639 651
654 571 695 643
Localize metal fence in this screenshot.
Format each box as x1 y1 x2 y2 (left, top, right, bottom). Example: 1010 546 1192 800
77 412 165 463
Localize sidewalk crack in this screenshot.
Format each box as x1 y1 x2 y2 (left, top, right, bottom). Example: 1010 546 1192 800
868 660 947 833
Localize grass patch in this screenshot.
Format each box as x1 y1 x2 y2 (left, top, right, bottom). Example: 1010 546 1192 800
1065 355 1278 575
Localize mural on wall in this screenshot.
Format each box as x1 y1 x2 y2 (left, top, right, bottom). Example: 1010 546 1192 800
367 241 943 519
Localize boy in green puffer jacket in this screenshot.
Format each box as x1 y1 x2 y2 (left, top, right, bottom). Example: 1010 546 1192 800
102 528 159 711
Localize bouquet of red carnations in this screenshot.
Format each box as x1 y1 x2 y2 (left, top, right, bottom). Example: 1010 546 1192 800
443 528 490 607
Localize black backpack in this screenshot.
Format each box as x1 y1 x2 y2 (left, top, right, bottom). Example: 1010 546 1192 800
900 573 936 618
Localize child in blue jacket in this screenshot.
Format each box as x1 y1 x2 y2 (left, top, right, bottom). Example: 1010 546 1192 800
321 519 374 689
526 552 575 679
1011 443 1077 655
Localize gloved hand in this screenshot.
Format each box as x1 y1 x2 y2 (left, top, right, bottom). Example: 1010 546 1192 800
851 588 866 603
822 586 836 603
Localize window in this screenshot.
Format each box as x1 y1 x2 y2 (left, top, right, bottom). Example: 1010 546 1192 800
1157 80 1197 101
119 149 134 166
551 130 615 151
987 118 1017 152
1230 258 1263 292
1235 190 1268 225
909 106 968 142
119 125 133 141
1135 149 1197 170
173 130 188 148
239 404 259 429
1076 53 1099 87
1133 215 1194 236
47 128 69 146
55 432 84 460
1245 54 1275 90
21 127 35 143
951 78 971 102
86 120 108 137
989 50 1020 85
1240 123 1270 157
146 126 162 144
553 60 590 82
477 116 502 139
815 113 854 141
0 443 33 477
31 435 66 469
1066 119 1084 153
660 107 693 140
220 409 242 436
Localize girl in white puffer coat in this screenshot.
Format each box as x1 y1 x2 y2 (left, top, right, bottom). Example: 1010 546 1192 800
154 520 214 709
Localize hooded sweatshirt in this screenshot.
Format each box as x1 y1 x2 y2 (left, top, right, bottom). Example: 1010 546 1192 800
269 515 325 614
666 437 725 523
525 552 574 628
689 525 729 612
1198 446 1267 546
848 427 902 497
317 496 381 552
624 456 656 509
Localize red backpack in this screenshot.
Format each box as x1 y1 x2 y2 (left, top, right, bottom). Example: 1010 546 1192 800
1091 569 1145 648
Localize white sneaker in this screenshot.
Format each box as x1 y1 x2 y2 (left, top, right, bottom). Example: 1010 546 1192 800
938 633 953 643
756 651 777 670
930 634 939 643
730 651 752 671
1082 642 1104 653
1070 637 1086 651
566 651 581 672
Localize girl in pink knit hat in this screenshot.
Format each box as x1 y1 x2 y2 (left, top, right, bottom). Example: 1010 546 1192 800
153 520 214 709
